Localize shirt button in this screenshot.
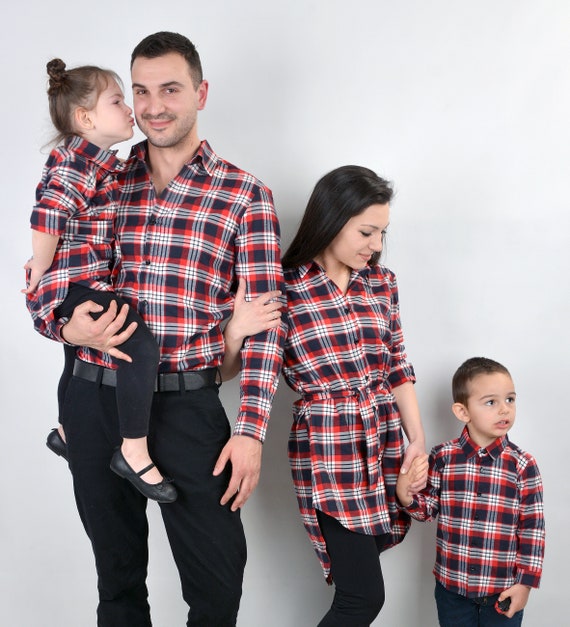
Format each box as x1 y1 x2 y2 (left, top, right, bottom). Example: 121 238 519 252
145 260 151 265
149 217 157 225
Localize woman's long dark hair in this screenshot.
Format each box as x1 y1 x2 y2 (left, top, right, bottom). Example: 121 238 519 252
282 165 394 269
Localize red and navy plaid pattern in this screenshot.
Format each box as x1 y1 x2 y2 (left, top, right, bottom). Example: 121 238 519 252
27 136 122 339
283 262 415 578
404 427 545 597
30 139 284 441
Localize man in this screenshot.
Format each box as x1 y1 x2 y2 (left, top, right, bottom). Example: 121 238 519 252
30 32 285 626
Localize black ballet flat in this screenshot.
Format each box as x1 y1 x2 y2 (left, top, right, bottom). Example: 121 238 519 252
109 449 178 503
46 428 69 462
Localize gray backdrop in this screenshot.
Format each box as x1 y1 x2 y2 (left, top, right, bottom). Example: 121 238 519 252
1 1 568 625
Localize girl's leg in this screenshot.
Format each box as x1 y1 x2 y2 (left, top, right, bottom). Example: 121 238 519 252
88 292 162 484
57 284 163 485
316 510 388 627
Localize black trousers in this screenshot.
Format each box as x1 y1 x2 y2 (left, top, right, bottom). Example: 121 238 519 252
62 372 247 626
56 283 159 438
317 510 388 627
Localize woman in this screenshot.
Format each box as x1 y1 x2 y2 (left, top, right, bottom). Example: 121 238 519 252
281 165 426 626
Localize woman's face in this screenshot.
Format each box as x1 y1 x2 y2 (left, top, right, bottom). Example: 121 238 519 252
321 203 390 271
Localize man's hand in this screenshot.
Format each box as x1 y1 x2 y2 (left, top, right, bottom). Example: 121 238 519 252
60 299 137 362
213 435 262 511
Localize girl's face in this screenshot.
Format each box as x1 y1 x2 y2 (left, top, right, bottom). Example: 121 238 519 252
86 78 134 150
319 203 390 272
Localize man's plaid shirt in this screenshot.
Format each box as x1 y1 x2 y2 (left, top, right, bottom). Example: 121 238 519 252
29 139 285 441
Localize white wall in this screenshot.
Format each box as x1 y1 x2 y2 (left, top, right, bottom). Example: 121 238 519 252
1 1 568 625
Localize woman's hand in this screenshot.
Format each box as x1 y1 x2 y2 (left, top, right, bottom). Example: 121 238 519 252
224 278 282 344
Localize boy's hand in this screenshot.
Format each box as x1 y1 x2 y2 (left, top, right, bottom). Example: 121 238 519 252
397 454 428 506
496 584 531 618
402 442 428 493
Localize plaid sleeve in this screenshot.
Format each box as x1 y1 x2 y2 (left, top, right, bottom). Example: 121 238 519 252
31 162 91 233
386 271 416 388
515 454 545 588
26 166 82 341
233 185 285 441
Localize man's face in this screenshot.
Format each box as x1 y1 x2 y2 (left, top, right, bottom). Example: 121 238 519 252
131 52 208 150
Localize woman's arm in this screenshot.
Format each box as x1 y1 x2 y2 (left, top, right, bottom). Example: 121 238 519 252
392 381 427 491
220 278 282 381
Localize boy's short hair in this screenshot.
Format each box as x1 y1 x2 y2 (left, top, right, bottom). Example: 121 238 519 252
452 357 511 405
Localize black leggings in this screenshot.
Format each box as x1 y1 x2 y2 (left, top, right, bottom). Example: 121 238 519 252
56 283 160 439
317 510 388 627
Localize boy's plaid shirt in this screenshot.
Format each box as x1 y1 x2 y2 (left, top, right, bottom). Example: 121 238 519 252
404 427 545 597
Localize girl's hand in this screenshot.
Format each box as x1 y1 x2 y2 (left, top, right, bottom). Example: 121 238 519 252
21 258 42 294
225 278 282 344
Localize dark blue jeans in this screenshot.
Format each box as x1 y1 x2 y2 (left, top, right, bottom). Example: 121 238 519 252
435 580 524 626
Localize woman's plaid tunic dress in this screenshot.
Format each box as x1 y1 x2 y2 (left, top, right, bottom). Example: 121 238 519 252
283 261 416 579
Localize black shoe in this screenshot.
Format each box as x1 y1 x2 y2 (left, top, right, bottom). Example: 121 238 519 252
110 449 178 503
46 428 68 462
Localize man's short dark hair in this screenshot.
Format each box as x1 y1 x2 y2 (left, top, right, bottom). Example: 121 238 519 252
131 31 203 88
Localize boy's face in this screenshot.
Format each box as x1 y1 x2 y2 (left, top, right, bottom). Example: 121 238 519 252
453 372 516 448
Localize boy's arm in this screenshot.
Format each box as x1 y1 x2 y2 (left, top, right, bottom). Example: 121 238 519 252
514 455 545 588
398 451 442 522
22 230 60 294
392 381 426 484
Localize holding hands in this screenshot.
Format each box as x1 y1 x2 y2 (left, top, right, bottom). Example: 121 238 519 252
396 453 429 507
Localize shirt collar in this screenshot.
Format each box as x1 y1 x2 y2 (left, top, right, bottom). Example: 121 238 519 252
65 135 121 172
292 260 373 282
127 139 218 176
459 426 508 460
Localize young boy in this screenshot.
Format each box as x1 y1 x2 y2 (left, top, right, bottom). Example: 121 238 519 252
397 357 545 626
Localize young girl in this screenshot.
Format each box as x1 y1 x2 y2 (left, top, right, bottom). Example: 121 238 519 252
24 59 177 503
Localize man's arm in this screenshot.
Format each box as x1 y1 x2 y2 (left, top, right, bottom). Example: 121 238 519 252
213 184 286 510
61 299 137 361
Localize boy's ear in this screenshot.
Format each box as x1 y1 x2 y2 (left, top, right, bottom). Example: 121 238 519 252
452 402 470 424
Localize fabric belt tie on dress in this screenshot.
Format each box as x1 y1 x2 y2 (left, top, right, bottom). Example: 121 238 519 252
301 386 388 489
72 359 219 392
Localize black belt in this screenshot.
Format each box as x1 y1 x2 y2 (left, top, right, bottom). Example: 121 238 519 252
72 359 219 392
